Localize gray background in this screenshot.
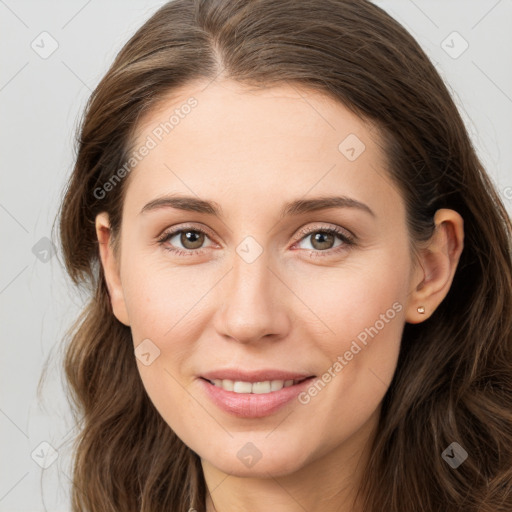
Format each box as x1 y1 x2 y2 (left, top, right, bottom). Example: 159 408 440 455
1 1 511 510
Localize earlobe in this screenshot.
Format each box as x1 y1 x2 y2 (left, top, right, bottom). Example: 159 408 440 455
406 209 464 324
95 212 131 326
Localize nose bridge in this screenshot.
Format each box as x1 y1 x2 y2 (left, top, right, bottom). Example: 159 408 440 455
230 245 271 304
213 237 290 343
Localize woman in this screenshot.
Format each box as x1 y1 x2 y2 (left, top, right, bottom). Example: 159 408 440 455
55 0 512 510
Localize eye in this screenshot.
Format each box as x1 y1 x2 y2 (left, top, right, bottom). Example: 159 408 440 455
293 225 355 257
157 225 214 255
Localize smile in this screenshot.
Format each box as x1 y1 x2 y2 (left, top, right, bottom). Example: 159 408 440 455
198 375 316 418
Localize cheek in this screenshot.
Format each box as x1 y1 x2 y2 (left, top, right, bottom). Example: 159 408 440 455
292 246 409 412
121 252 209 342
122 259 202 437
121 256 213 416
291 243 410 341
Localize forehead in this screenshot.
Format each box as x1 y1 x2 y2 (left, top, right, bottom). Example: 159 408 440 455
133 79 379 151
123 79 399 220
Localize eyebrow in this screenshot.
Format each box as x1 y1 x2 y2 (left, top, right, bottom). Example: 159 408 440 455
139 194 375 218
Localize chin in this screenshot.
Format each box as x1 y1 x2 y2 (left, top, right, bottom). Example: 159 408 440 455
199 437 312 478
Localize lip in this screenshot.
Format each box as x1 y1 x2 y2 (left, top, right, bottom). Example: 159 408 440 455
198 370 316 418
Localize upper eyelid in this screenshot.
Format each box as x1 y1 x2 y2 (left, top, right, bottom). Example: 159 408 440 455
160 222 216 239
295 223 354 240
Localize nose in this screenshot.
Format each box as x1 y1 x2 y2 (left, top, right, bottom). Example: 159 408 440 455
212 247 292 345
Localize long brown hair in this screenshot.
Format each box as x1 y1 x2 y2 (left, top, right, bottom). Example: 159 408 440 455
47 0 512 510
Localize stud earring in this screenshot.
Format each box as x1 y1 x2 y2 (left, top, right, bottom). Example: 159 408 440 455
417 306 426 314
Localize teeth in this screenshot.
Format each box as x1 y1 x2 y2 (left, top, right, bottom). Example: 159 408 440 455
210 378 302 394
233 381 252 393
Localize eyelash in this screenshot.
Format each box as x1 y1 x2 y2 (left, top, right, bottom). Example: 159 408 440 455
156 224 355 258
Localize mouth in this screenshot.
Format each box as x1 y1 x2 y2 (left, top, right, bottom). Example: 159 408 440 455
198 373 317 418
200 376 312 394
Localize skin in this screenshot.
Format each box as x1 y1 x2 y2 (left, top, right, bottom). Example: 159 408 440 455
95 80 464 512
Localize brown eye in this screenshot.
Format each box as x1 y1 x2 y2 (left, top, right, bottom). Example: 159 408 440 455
309 231 336 250
180 230 205 249
157 226 214 254
294 226 355 258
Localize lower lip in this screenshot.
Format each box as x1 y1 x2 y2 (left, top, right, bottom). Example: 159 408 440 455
198 377 316 418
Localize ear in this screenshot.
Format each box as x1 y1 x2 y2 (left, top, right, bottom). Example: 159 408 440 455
406 208 464 324
95 212 130 326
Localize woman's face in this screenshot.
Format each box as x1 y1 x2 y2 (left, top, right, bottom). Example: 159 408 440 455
98 80 423 477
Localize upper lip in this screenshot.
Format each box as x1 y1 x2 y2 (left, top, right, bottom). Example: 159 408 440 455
200 369 315 383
